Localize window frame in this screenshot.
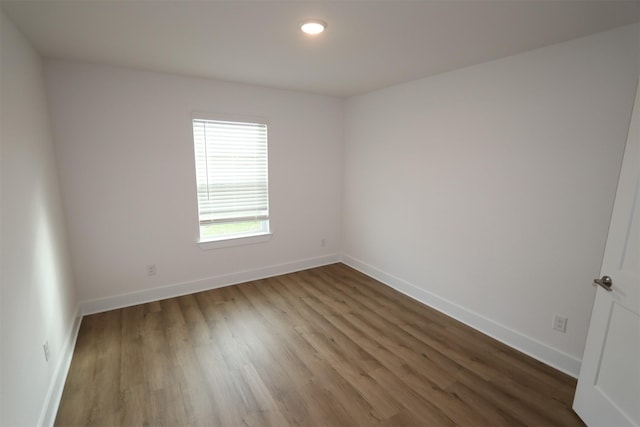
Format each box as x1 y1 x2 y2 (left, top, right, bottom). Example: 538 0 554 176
191 112 272 250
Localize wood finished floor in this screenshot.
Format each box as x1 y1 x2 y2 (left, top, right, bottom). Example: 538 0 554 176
55 263 585 426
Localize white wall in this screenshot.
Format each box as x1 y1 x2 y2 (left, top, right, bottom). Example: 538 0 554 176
0 11 79 427
343 24 639 375
45 61 344 308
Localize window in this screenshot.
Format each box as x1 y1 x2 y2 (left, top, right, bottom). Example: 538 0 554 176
192 114 270 245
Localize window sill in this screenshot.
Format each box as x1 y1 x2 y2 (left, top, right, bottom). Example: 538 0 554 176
197 232 272 250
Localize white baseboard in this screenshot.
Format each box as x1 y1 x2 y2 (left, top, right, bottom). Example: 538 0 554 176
37 307 82 427
80 253 341 315
341 254 581 378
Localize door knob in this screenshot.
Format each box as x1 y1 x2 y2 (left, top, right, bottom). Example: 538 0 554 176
593 275 613 292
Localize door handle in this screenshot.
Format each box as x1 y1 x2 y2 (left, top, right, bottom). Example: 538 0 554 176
593 275 613 292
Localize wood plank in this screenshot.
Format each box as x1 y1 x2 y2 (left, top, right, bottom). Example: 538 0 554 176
55 263 583 426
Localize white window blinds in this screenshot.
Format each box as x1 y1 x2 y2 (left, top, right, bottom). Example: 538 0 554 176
192 118 269 225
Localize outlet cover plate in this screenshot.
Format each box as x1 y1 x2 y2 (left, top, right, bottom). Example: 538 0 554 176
553 315 568 333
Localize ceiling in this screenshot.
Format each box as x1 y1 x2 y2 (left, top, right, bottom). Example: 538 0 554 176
2 0 639 97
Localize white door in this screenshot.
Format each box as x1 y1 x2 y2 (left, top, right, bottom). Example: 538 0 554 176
573 81 640 427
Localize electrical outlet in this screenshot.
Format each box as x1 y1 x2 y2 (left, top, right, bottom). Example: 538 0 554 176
321 238 326 247
43 341 50 362
553 315 568 333
147 264 157 276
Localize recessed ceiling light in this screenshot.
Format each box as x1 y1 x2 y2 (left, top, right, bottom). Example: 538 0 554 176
300 19 327 35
